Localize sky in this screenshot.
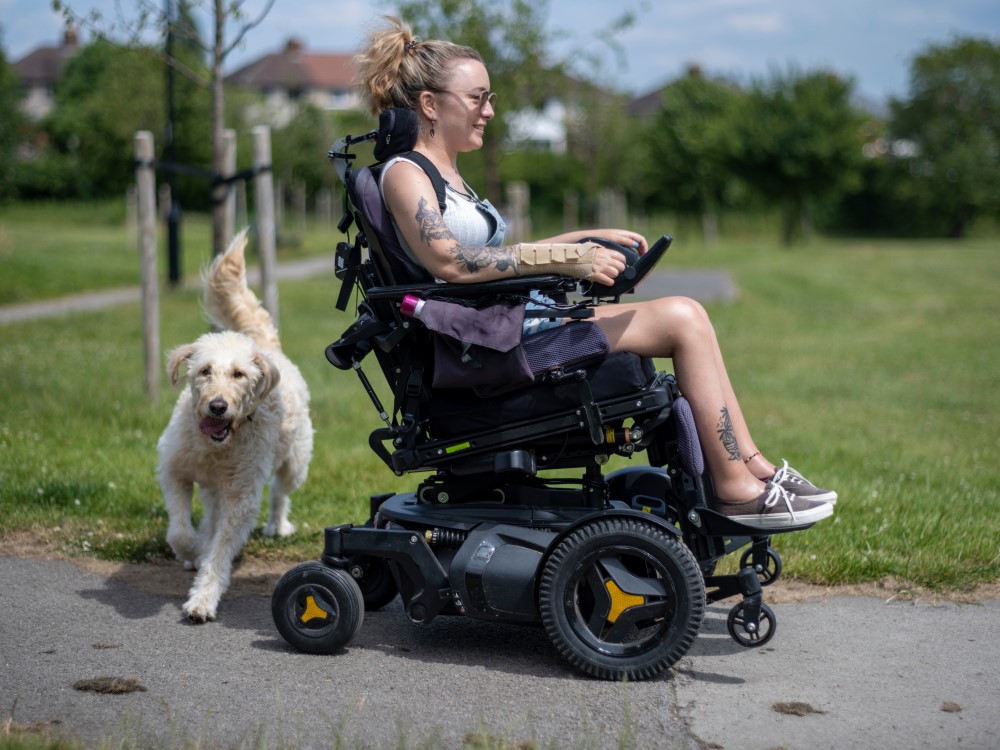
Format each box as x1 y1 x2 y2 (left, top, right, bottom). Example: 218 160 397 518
3 0 998 105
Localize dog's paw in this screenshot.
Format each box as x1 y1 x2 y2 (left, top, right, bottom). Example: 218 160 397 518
182 599 217 624
263 520 296 538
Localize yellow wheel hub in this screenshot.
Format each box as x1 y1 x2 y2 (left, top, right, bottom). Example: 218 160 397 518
604 580 645 623
300 594 331 623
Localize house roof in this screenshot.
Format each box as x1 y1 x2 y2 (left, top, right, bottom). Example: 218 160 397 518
226 39 356 91
627 88 667 117
13 28 80 86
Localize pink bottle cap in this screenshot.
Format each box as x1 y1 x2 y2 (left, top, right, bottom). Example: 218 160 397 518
400 294 421 317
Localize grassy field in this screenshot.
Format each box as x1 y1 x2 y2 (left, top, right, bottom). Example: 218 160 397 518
1 202 998 592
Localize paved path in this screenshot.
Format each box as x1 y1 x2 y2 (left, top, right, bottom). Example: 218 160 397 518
0 256 339 325
0 255 735 325
1 555 996 750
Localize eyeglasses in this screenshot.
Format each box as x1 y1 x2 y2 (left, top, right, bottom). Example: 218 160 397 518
437 89 498 112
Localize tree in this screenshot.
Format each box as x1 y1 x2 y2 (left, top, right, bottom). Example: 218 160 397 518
630 68 745 243
0 28 25 202
45 40 166 197
889 37 1000 238
730 67 865 245
53 0 277 255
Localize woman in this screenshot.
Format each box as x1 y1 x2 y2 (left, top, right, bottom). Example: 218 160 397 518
354 17 836 530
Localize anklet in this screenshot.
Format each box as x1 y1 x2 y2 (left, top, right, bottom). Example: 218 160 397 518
743 451 760 464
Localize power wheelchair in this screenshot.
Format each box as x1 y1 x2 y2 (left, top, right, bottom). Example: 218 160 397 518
271 114 810 681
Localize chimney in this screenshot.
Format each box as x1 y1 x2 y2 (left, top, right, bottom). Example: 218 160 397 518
64 25 79 49
285 38 304 57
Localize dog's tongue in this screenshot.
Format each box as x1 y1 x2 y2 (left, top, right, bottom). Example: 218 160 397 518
199 417 231 436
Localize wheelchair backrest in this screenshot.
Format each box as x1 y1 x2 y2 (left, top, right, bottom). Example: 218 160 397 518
352 163 434 286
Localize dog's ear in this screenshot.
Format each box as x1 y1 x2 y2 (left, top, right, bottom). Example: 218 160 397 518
166 344 196 386
253 353 281 402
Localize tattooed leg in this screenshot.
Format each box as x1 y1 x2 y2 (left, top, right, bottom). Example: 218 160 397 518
716 406 741 461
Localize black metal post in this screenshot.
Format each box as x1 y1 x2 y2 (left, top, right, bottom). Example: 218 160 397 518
165 0 182 286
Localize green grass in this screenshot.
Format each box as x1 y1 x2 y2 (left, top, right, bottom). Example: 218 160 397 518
0 200 343 304
1 206 998 592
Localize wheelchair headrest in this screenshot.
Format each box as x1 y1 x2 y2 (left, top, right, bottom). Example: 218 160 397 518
374 108 419 162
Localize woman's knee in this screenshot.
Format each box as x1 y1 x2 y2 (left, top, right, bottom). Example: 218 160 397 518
655 296 709 331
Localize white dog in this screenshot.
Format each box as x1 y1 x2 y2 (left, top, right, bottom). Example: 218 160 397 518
157 231 313 623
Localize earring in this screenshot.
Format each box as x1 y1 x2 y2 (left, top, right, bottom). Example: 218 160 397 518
430 120 436 138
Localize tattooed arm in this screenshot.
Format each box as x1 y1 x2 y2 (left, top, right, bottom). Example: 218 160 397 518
382 160 517 283
414 196 517 278
382 159 625 285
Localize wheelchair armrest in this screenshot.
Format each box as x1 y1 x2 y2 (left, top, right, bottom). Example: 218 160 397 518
366 274 577 301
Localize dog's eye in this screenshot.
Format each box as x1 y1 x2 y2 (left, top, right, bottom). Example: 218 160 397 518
233 370 245 379
200 367 211 376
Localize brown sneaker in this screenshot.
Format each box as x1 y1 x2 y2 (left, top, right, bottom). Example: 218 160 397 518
714 481 834 529
772 460 838 505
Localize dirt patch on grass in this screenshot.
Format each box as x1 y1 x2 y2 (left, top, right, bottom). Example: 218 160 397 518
3 529 998 603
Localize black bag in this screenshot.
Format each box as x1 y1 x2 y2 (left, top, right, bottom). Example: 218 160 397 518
420 298 609 396
419 299 531 392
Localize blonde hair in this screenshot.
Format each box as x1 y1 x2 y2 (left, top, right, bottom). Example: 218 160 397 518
354 16 483 117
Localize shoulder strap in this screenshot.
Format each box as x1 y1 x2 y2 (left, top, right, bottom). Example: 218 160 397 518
400 151 448 215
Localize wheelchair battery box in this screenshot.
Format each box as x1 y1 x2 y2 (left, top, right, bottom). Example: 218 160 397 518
449 524 557 622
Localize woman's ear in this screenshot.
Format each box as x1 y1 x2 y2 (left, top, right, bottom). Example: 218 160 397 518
418 90 438 122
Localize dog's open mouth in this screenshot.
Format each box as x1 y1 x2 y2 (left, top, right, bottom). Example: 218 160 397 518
199 417 232 443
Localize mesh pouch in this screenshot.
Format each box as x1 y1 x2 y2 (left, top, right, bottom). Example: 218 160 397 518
470 321 610 397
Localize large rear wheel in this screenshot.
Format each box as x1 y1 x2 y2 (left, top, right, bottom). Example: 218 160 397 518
538 518 705 681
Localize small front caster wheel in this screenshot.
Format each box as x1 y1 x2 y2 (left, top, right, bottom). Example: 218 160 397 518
272 562 364 654
727 601 776 647
739 546 782 586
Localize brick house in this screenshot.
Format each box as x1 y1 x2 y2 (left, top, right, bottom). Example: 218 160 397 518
12 27 81 120
225 38 359 126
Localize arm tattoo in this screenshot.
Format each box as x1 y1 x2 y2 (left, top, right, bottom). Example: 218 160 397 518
414 197 516 274
716 407 741 461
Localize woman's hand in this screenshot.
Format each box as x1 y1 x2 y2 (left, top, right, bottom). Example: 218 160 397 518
609 230 649 256
539 229 649 256
589 244 629 286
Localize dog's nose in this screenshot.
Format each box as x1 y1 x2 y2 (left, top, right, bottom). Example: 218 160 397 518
209 398 228 416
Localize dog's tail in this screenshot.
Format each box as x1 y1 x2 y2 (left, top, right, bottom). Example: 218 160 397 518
203 230 281 351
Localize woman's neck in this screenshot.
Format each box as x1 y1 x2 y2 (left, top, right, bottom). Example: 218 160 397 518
414 139 463 190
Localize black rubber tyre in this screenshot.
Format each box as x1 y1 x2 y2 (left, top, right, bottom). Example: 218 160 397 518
726 601 776 648
271 562 364 654
353 556 399 611
538 517 706 681
739 546 782 587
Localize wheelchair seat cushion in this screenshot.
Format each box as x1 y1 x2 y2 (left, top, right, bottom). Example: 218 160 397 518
426 350 656 437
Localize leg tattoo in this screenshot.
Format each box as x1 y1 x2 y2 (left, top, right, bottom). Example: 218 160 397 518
717 407 741 461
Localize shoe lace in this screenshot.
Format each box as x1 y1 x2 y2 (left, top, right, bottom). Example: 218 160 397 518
771 459 791 486
772 459 807 488
762 480 798 522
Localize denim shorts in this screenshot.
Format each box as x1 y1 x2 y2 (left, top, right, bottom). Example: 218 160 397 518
523 290 564 335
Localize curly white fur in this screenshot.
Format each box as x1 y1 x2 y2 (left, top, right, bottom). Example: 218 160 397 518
157 231 313 623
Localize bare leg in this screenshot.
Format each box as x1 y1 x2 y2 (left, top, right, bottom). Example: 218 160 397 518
687 303 778 480
591 296 765 502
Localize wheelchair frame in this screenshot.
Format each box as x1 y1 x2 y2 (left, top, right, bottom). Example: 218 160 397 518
270 127 806 680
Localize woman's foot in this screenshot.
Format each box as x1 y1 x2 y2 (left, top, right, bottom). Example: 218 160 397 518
713 482 834 529
771 460 838 505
